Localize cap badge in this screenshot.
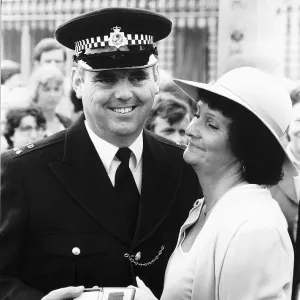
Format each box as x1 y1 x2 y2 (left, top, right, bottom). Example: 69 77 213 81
108 26 128 49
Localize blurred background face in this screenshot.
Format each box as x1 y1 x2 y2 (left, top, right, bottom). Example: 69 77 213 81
39 49 66 74
153 114 190 145
37 79 64 112
11 115 44 148
288 102 300 159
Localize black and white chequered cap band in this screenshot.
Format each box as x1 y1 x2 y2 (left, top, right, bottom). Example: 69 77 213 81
75 33 154 55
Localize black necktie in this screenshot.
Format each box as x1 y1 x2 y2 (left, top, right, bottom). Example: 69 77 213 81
115 148 140 239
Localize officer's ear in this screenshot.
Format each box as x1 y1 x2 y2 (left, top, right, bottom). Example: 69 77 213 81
71 66 83 99
152 64 160 95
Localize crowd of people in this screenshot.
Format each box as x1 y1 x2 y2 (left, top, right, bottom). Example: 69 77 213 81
1 6 300 300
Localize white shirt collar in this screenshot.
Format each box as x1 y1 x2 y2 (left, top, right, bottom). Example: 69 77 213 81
84 120 143 172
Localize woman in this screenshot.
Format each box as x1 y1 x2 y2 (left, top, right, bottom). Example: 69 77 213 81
133 67 297 300
3 106 46 149
27 64 72 136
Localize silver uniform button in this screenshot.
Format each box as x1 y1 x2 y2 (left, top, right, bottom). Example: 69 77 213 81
72 247 80 255
27 143 34 149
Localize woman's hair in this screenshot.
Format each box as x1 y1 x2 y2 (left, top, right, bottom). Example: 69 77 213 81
4 106 46 148
27 64 64 104
198 90 285 186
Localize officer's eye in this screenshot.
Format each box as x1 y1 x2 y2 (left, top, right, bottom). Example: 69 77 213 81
98 78 116 84
129 76 147 82
93 71 117 84
129 70 148 82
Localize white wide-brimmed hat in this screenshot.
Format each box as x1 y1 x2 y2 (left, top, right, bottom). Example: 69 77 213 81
174 67 298 176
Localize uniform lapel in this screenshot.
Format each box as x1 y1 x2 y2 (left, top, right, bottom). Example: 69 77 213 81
49 116 130 245
133 132 183 245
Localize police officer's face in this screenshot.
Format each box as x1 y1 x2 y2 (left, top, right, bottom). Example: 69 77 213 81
72 67 159 146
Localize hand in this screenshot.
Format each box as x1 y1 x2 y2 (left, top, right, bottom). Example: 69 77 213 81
41 286 84 300
128 277 158 300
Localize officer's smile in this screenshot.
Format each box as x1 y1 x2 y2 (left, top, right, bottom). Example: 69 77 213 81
110 105 138 114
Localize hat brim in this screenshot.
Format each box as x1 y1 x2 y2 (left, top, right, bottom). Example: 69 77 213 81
174 78 299 177
77 52 158 71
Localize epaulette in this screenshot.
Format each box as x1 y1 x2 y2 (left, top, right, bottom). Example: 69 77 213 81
10 132 65 159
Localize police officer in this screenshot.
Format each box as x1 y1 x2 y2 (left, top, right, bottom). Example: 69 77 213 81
0 7 201 300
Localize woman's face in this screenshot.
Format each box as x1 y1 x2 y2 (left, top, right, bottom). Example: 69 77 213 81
288 102 300 159
11 115 44 148
37 78 63 112
183 100 237 173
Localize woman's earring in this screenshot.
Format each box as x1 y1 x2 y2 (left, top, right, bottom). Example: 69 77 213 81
242 164 246 173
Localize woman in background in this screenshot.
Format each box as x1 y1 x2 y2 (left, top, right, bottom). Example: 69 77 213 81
3 107 46 149
27 64 72 136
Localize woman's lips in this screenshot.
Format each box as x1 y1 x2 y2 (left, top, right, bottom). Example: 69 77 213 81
188 141 203 150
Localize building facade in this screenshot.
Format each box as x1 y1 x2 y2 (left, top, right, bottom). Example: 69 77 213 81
1 0 300 83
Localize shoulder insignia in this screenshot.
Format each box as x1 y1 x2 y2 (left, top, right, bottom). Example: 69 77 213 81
13 147 23 155
26 143 35 149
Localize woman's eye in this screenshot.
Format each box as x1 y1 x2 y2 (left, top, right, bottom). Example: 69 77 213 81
207 122 218 130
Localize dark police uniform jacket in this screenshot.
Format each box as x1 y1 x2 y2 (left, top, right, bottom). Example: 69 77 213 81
0 116 201 300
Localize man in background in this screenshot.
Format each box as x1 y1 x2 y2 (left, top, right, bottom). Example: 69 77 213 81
33 38 67 75
145 95 192 145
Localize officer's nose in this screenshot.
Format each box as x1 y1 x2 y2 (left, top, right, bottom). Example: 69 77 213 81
114 80 133 101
